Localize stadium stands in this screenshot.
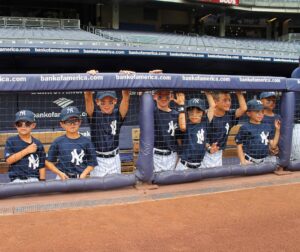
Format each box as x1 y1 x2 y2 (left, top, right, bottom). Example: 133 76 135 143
0 17 117 47
96 29 299 59
0 17 298 60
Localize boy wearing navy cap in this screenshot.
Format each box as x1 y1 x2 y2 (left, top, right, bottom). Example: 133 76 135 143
5 110 46 183
235 99 280 165
84 70 133 177
175 92 217 170
202 91 247 168
260 92 281 125
46 106 97 179
260 92 281 155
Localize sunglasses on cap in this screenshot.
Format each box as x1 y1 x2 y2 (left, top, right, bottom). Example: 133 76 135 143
15 121 33 128
63 118 81 125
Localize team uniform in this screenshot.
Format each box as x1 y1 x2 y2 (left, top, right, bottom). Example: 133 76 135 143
89 108 124 177
5 135 46 183
262 114 281 126
176 120 208 170
262 114 281 141
202 109 238 168
153 106 180 172
47 135 97 178
235 122 276 164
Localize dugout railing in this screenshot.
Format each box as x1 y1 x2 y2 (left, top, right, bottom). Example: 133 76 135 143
0 73 297 198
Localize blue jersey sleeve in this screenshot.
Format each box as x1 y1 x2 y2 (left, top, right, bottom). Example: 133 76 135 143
4 138 14 160
86 141 98 167
229 109 239 125
235 125 249 145
47 140 59 162
268 124 276 140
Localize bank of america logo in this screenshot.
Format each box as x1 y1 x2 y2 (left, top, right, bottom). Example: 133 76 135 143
53 98 74 108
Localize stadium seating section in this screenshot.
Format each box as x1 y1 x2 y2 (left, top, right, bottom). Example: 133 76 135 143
0 17 298 59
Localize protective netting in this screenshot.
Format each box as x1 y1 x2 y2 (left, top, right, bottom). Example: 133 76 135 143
0 90 140 183
0 72 296 197
152 90 281 173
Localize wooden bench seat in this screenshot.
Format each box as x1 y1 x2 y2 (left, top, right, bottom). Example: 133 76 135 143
223 124 240 158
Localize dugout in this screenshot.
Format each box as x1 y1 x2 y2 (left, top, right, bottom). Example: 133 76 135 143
0 73 298 198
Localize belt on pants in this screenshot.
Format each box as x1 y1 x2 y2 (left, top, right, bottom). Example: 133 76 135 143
180 160 202 169
10 176 36 182
245 154 265 164
96 148 119 158
66 172 80 179
154 148 174 156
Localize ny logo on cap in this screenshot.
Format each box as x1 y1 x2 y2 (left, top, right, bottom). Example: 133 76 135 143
192 99 200 103
19 110 26 116
67 107 74 113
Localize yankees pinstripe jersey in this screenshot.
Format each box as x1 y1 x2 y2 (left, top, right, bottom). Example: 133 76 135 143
181 121 208 163
235 122 275 159
89 108 123 152
5 135 46 181
47 135 97 175
154 106 180 151
207 109 238 150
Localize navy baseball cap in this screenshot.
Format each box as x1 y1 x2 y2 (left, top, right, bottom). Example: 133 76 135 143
60 106 81 121
260 92 276 99
15 110 35 123
186 98 206 111
247 99 264 111
96 91 117 100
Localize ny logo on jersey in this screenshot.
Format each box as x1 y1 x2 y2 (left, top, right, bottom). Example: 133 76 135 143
167 121 178 137
110 120 117 135
260 131 269 145
197 129 205 144
225 123 230 135
67 107 74 113
28 154 39 170
71 149 85 165
19 110 26 116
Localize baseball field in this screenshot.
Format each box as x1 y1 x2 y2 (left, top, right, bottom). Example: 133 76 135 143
1 172 300 251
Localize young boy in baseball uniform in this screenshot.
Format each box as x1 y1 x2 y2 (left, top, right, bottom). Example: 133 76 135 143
152 89 186 172
5 110 46 183
46 106 97 180
175 92 218 170
202 91 247 168
235 99 280 165
84 70 133 177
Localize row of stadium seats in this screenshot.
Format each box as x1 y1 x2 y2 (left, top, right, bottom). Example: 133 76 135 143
0 25 298 59
96 29 299 58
